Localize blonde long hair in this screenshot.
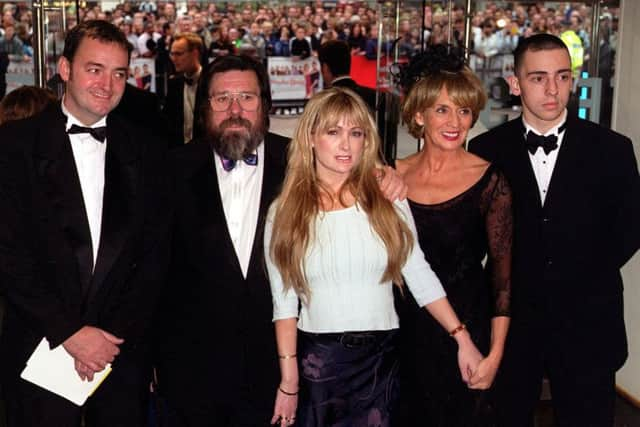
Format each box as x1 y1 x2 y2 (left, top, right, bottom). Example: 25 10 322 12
269 87 413 301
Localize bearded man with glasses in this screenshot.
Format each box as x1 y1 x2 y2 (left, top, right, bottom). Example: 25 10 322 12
156 54 408 427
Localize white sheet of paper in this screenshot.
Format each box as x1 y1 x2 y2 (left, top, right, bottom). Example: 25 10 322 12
20 337 112 406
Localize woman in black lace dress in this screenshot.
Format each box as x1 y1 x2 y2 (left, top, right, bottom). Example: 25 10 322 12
394 46 513 426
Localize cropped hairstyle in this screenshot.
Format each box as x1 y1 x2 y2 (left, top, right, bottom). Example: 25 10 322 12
63 20 132 63
513 33 569 74
318 40 351 77
174 32 204 55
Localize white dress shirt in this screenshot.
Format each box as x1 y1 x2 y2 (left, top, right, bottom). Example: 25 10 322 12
266 199 446 333
214 142 264 278
523 110 567 204
61 101 107 267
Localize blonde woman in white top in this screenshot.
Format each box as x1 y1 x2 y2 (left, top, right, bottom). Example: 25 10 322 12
265 87 482 427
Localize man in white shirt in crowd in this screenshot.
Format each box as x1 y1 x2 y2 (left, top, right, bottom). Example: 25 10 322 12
136 20 161 58
163 32 203 147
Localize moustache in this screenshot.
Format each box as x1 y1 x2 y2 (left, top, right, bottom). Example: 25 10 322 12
220 117 253 132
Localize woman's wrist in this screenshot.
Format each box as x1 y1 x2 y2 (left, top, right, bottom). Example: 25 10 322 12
452 328 473 346
487 346 504 362
280 378 299 389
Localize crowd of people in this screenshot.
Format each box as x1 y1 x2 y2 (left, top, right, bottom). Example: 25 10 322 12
0 2 637 427
0 1 622 100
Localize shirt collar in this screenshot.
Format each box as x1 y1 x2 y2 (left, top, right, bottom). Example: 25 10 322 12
185 65 202 83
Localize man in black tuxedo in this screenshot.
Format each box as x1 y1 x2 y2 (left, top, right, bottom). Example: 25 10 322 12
0 20 171 427
156 54 406 427
157 54 289 427
318 40 376 113
468 33 640 427
164 32 204 148
318 40 391 161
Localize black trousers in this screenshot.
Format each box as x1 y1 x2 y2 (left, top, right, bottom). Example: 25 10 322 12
159 366 273 427
3 356 150 427
495 322 616 427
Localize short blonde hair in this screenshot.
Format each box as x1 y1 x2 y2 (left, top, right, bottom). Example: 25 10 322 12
401 66 487 139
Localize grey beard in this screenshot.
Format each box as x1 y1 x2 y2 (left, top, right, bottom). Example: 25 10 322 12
209 118 265 160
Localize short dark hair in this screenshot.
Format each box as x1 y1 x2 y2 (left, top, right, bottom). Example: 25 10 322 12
318 40 351 77
63 20 132 63
513 33 569 73
0 85 57 125
197 54 272 129
173 32 204 56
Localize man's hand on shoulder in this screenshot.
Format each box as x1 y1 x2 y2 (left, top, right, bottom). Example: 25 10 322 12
62 326 124 380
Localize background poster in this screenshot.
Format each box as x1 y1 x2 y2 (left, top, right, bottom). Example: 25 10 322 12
128 57 156 93
268 56 322 101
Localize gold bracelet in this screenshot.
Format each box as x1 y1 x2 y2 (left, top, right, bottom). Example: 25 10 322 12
279 386 299 396
449 323 466 337
278 353 297 360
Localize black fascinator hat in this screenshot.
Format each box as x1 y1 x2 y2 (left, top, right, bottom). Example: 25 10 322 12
392 44 467 93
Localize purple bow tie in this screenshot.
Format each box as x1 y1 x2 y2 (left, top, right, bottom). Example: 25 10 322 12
220 153 258 171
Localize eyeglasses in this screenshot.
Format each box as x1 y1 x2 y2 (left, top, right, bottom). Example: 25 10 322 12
208 92 261 112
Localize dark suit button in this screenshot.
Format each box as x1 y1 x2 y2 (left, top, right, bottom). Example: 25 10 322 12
543 217 550 222
546 259 553 266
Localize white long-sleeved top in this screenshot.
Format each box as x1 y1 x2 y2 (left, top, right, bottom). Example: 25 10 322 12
265 199 446 333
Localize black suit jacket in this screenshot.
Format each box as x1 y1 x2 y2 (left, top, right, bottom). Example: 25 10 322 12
163 74 204 149
113 83 167 141
468 115 640 370
0 103 172 381
157 133 289 413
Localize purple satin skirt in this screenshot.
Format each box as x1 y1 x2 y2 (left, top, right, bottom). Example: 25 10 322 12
296 329 400 427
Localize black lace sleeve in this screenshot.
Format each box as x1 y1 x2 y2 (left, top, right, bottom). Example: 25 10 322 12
483 169 513 317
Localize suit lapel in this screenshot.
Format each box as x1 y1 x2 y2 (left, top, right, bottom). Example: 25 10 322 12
247 135 286 280
33 106 93 299
88 116 140 305
542 117 581 214
177 78 186 135
508 119 543 209
191 143 245 280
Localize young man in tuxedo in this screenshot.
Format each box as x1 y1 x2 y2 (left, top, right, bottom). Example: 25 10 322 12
156 54 406 426
469 33 640 427
0 20 171 426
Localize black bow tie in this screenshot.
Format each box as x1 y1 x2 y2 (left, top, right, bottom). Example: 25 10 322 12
525 131 558 155
524 122 567 155
67 124 107 143
184 76 195 86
